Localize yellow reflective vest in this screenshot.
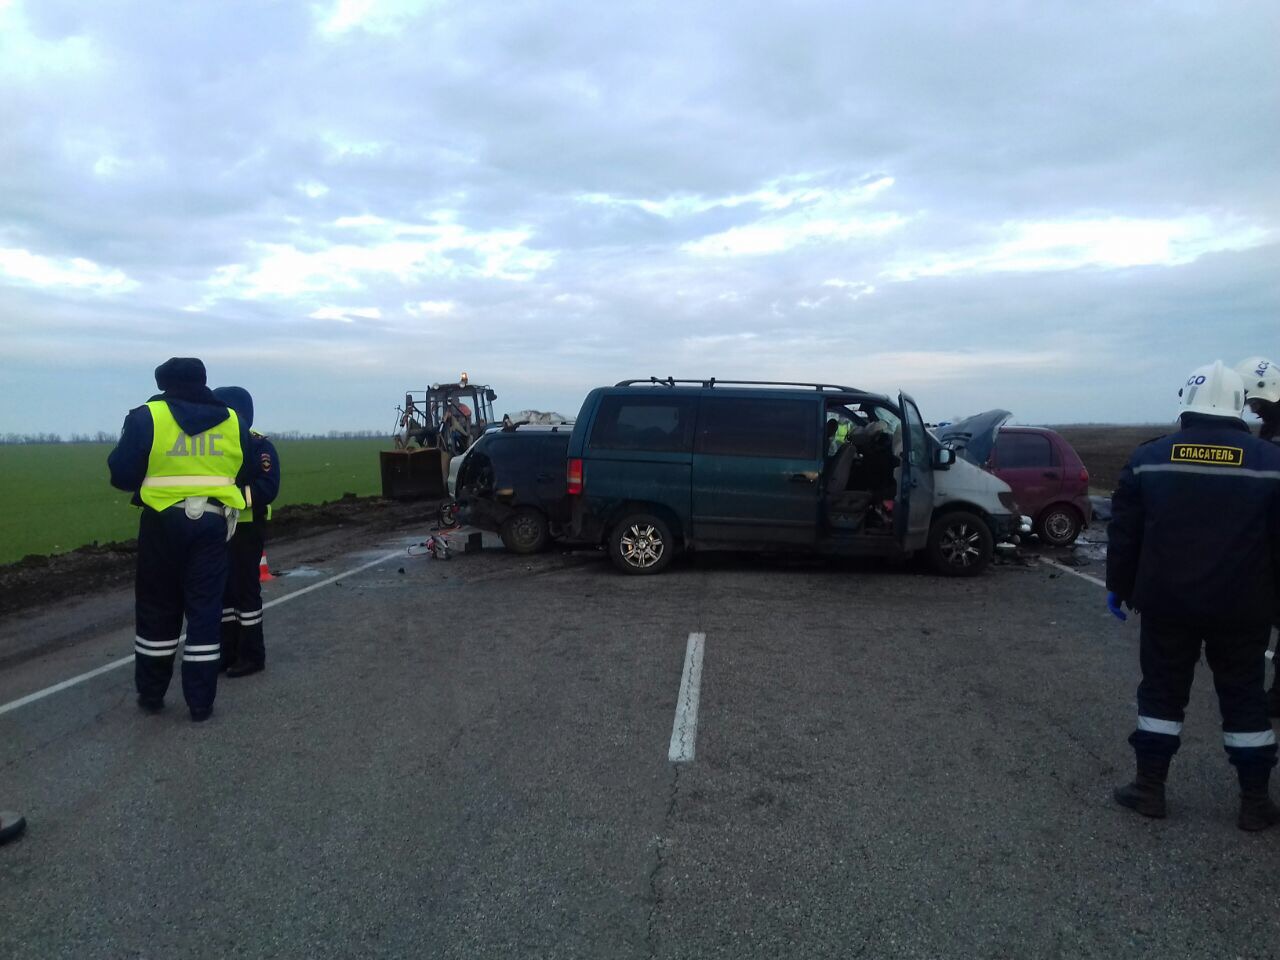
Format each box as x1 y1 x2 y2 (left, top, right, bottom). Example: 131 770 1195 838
139 400 246 512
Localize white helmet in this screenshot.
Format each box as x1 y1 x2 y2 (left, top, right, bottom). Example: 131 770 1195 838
1177 360 1245 419
1235 356 1280 404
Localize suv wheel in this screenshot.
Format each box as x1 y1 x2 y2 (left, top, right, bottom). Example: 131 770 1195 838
610 513 674 575
500 507 550 555
1036 505 1082 546
927 511 993 577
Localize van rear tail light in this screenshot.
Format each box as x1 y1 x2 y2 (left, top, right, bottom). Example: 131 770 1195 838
1079 468 1090 485
566 458 584 495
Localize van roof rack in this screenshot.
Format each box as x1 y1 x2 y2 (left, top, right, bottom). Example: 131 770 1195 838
614 377 866 392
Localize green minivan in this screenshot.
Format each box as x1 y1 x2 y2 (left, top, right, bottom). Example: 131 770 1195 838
565 379 1026 576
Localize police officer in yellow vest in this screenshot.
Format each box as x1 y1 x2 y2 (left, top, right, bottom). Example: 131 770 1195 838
108 358 252 722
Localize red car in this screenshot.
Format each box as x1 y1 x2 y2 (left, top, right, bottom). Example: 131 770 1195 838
940 414 1092 545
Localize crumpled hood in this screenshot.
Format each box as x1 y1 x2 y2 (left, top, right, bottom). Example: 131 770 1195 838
935 410 1012 466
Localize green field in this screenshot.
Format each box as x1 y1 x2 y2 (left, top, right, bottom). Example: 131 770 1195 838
0 438 387 564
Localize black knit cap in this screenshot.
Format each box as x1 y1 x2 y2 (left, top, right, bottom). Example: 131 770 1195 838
154 357 207 391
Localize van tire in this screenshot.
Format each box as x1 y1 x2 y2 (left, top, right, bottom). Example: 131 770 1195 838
1036 505 1082 546
609 513 675 575
927 510 993 577
501 507 550 555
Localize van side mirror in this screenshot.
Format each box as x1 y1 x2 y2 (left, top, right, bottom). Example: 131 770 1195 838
934 447 955 470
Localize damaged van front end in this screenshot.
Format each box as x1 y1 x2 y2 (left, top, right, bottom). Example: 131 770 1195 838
933 410 1031 550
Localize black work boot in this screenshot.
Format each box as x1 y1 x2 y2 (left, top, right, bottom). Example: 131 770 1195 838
1238 768 1280 832
1114 757 1169 819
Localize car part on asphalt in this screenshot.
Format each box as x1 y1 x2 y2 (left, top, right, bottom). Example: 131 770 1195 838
1 811 27 845
439 501 460 528
408 534 452 560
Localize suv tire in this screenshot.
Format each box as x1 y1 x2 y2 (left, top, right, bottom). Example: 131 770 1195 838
1036 505 1082 546
927 510 993 577
501 507 550 555
609 513 675 575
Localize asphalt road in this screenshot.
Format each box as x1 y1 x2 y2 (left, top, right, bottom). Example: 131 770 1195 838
1 523 1278 959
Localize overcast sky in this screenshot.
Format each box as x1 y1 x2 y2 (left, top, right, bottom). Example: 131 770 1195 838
1 0 1276 434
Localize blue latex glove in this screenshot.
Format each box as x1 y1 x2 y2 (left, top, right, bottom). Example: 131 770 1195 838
1106 592 1128 622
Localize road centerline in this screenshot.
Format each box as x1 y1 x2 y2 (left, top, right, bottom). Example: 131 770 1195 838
668 632 706 763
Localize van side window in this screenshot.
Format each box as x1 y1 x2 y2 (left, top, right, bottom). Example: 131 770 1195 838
997 433 1056 468
589 396 695 453
695 397 817 459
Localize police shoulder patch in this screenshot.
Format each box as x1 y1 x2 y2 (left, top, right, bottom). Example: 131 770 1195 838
1170 443 1244 466
260 452 273 472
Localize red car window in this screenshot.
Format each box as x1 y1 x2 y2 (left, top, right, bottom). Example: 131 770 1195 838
996 433 1056 468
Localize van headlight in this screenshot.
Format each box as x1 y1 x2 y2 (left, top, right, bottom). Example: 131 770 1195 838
998 491 1018 512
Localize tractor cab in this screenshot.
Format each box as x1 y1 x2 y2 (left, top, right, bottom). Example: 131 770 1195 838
382 374 498 499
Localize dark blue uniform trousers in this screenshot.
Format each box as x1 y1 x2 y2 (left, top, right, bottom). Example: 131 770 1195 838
134 507 228 712
1130 616 1278 785
220 522 265 670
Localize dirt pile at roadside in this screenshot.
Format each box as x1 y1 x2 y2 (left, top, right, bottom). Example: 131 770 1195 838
0 495 439 619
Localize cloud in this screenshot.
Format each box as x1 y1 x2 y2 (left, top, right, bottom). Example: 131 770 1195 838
0 246 136 292
205 215 554 300
0 0 1277 434
888 216 1273 279
309 305 382 322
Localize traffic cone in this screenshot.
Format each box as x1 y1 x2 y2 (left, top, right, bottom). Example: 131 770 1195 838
259 552 275 582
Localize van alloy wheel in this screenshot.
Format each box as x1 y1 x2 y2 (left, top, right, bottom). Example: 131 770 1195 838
619 523 665 569
610 512 675 575
939 521 983 568
927 510 992 577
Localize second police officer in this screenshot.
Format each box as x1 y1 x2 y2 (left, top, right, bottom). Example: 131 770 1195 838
1107 361 1280 831
212 386 280 678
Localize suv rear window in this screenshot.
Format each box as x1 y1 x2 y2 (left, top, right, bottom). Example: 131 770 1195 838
695 397 817 459
589 396 695 453
997 432 1056 468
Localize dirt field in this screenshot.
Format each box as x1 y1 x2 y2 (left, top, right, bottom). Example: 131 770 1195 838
0 496 441 618
1050 424 1169 494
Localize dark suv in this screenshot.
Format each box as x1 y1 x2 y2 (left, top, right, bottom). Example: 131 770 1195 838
452 425 574 554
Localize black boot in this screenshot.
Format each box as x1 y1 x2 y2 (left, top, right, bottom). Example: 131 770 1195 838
1114 756 1169 819
1238 768 1280 832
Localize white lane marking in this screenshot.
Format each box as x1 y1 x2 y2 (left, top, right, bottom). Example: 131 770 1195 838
1039 557 1107 589
668 632 706 763
0 549 403 718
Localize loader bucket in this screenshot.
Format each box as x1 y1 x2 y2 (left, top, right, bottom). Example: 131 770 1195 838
380 448 447 500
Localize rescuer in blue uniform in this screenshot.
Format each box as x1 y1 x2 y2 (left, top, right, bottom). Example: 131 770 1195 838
1107 361 1280 831
212 386 280 678
1236 356 1280 716
108 358 251 722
